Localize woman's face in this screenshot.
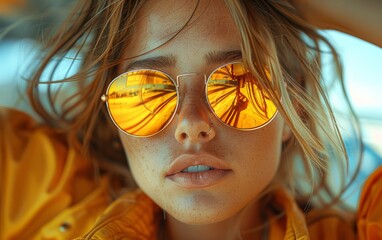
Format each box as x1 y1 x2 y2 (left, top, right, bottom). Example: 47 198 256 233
119 0 290 224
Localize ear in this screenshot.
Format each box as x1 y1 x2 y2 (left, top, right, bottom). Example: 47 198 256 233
281 121 293 143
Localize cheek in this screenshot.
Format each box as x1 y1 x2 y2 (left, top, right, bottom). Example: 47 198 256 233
227 123 283 188
240 149 280 191
118 135 165 191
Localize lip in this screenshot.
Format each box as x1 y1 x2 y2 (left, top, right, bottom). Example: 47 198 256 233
165 153 232 188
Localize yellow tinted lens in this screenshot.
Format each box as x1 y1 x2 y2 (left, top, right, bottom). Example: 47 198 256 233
207 63 277 129
107 70 177 136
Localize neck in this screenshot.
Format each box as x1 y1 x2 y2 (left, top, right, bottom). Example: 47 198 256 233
164 199 267 240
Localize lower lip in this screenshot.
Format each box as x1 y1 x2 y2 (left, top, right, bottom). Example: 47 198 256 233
166 170 232 188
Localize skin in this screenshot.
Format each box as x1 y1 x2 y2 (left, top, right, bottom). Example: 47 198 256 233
118 0 291 239
288 0 382 47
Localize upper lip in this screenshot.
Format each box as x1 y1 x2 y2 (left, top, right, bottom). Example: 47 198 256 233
165 153 231 176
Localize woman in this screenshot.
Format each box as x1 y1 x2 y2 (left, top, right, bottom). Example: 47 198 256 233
1 0 381 239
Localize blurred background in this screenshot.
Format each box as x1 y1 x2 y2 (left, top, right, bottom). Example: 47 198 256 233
0 0 381 206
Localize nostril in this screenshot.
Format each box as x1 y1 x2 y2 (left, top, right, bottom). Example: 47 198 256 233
174 121 215 144
200 131 208 138
180 132 187 140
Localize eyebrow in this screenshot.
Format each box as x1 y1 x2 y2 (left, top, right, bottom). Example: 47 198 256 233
205 50 242 65
126 50 242 70
127 54 177 70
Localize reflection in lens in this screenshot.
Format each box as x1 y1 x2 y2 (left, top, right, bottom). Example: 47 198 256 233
106 70 177 136
207 63 277 129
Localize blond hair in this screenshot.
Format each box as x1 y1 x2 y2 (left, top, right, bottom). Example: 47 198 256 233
225 0 362 211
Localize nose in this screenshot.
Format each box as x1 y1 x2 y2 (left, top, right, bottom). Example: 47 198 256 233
174 110 215 145
174 77 216 145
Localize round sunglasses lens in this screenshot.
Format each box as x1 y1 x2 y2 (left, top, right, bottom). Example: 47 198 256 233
206 63 277 129
106 70 177 136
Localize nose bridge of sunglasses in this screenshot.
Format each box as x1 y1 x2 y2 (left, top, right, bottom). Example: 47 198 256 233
176 73 208 85
173 73 209 113
175 72 208 97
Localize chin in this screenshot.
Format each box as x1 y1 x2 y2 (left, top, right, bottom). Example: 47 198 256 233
163 192 243 225
169 209 235 225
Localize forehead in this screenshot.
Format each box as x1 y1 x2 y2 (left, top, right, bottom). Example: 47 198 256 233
125 0 241 63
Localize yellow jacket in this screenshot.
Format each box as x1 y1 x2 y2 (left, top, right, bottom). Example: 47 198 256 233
1 108 381 240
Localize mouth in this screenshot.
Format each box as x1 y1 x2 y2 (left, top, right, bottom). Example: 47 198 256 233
181 165 215 173
165 154 232 188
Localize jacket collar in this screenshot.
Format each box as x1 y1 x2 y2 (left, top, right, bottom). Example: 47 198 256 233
83 188 309 240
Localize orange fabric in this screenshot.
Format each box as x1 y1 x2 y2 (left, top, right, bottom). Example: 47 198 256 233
78 190 161 240
0 108 111 239
268 188 310 240
358 166 382 239
1 108 382 240
306 207 356 240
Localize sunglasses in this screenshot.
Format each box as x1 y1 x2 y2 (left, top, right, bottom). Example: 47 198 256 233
101 62 278 137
